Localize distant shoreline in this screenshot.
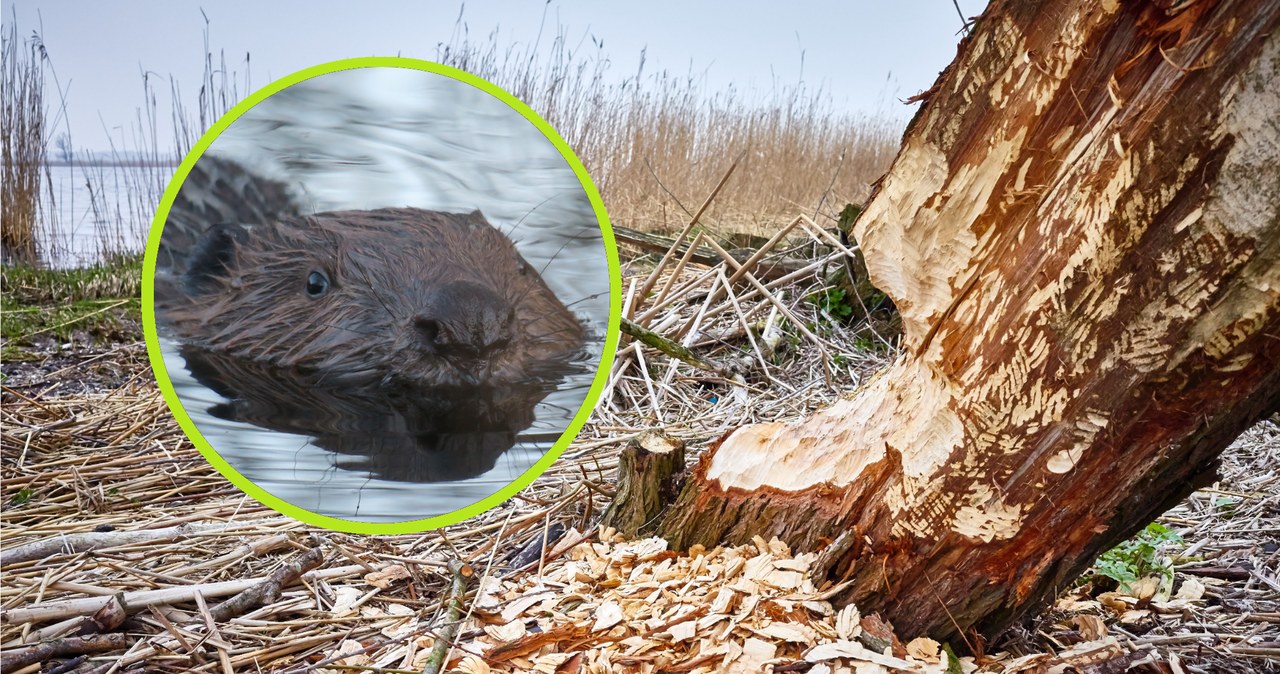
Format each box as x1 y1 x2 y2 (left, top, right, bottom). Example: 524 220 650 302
43 159 180 168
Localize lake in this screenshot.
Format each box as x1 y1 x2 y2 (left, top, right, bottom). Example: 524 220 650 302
36 162 169 267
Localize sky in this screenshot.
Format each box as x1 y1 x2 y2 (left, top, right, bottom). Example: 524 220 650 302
8 1 987 151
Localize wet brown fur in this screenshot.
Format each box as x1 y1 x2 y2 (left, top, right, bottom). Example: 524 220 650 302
158 207 585 389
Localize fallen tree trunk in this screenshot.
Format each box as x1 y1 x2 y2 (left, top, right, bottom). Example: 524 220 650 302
653 0 1280 641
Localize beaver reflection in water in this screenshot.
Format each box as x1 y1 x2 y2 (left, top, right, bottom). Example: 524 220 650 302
156 156 586 390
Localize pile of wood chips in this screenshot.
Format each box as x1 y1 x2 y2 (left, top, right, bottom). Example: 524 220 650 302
278 527 1172 674
442 532 944 674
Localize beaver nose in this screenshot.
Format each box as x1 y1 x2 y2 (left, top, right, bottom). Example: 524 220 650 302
414 281 515 367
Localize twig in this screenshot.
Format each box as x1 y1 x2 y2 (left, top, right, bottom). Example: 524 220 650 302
0 633 131 671
702 237 834 387
726 214 806 286
421 559 474 674
207 546 326 623
2 522 254 567
620 316 738 380
631 157 741 319
3 559 372 625
642 231 707 326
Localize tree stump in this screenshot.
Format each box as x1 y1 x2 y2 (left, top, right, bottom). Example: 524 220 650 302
601 431 687 537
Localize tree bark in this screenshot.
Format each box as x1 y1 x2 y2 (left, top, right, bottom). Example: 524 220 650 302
601 431 688 537
654 0 1280 641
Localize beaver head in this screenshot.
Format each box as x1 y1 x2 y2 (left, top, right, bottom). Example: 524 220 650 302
158 207 585 389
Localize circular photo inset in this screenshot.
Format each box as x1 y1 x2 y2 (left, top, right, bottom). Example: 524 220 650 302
144 59 618 533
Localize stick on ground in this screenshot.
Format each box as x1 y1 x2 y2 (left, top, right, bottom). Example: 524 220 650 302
619 316 738 380
0 633 131 671
421 558 474 674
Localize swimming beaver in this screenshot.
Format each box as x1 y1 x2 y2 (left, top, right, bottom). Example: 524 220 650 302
156 155 587 389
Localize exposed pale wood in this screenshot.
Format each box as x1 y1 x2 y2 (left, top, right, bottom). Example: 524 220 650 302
655 0 1280 641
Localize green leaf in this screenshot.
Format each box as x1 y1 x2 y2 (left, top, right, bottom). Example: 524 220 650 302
9 488 34 507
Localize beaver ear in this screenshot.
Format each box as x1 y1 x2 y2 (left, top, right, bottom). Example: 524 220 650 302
464 209 491 226
184 223 251 295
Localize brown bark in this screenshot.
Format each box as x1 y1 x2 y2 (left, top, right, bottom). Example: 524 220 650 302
601 431 688 536
654 0 1280 641
0 634 131 671
206 546 325 622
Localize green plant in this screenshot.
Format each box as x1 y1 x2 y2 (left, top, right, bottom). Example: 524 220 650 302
0 257 142 359
942 643 964 674
809 286 855 320
1091 522 1183 592
9 488 34 507
1213 495 1240 518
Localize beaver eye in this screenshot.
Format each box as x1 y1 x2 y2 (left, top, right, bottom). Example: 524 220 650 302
305 270 330 297
517 259 530 276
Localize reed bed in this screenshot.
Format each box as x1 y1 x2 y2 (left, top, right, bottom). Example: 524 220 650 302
11 16 250 268
15 16 897 269
1 14 51 264
437 24 901 236
3 219 1276 672
2 14 1274 674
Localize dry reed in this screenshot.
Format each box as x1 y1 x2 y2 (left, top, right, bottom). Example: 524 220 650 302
70 16 251 265
13 15 251 268
3 22 1273 673
436 22 901 236
1 12 49 264
16 16 898 268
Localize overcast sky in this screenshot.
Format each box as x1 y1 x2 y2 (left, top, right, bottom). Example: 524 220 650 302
9 1 987 151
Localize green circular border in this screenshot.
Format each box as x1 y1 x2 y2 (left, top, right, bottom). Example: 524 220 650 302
142 57 621 535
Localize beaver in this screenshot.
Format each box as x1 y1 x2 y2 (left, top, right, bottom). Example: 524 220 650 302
155 155 587 390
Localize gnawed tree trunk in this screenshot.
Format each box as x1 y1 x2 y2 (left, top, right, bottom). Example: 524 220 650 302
653 0 1280 641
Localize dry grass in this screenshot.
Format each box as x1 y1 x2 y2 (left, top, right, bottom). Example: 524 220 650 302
437 24 901 236
3 15 1273 674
